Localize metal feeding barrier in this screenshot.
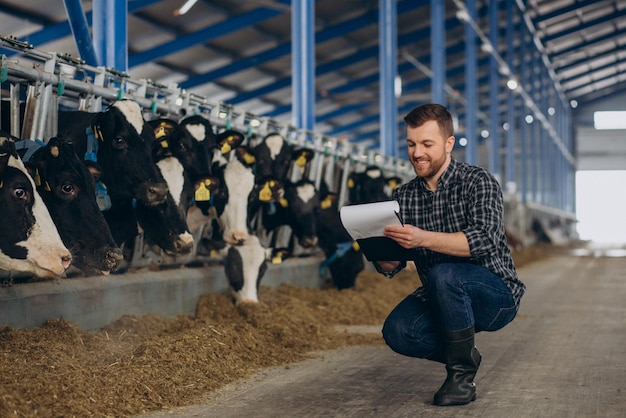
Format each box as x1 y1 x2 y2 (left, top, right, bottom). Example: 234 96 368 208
0 35 414 273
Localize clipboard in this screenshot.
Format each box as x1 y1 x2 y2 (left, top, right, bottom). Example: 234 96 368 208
339 201 415 261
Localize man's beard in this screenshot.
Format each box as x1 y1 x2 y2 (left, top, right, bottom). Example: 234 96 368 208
412 153 447 179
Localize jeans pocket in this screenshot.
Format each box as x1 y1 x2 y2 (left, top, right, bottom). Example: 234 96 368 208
485 305 518 331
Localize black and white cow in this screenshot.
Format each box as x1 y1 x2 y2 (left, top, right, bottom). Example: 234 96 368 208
21 136 123 276
0 133 72 278
316 187 364 290
347 165 397 204
250 133 319 253
223 234 270 304
147 116 244 228
57 100 193 260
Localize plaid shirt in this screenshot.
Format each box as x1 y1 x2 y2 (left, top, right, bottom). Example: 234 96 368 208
387 157 525 308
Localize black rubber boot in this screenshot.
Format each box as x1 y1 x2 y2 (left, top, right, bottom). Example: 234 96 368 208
433 326 481 406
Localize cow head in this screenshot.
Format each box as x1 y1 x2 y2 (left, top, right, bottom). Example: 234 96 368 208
223 235 269 304
214 146 257 245
90 100 169 206
0 134 72 278
347 165 390 204
253 133 293 180
280 179 320 248
26 136 123 276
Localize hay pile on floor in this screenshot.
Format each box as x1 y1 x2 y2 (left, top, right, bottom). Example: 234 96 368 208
0 247 545 417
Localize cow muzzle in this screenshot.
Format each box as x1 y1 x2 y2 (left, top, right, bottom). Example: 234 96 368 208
136 181 170 206
298 235 318 248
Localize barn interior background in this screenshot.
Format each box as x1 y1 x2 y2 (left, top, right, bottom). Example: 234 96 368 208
1 0 626 329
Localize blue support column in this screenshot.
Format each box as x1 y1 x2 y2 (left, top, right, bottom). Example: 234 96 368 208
519 25 528 204
291 0 315 131
379 0 398 157
488 0 500 179
92 0 128 71
431 0 445 106
505 0 516 188
63 0 99 66
464 0 477 165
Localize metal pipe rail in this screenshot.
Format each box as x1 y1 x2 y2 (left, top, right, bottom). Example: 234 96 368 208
1 38 416 273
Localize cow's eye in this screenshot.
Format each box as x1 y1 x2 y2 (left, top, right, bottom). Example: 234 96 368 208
61 183 75 195
13 188 28 200
112 136 127 149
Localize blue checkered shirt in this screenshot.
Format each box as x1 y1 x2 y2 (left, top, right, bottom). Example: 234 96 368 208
383 157 525 308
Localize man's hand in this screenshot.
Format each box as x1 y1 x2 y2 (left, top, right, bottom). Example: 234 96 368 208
377 260 401 272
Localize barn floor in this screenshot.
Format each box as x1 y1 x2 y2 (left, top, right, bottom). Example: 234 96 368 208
137 246 626 418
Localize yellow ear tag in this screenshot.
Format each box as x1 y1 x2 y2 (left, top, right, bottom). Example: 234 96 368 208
44 181 52 192
259 183 272 202
279 197 289 208
352 241 360 251
34 169 42 186
94 126 104 142
160 140 169 149
155 126 166 139
272 253 283 264
321 196 332 209
0 180 3 189
347 178 355 188
210 249 218 258
295 153 308 167
388 179 397 189
221 142 232 154
243 152 255 165
195 182 211 202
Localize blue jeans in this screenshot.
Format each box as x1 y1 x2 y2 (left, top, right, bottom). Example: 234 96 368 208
382 263 518 361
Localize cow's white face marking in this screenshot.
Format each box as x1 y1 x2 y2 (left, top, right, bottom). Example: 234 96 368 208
156 157 185 206
185 123 206 142
366 168 382 179
113 100 144 135
232 235 266 304
0 153 71 277
296 183 316 203
264 134 284 160
220 159 255 244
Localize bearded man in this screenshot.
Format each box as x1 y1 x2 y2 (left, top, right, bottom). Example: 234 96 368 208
374 103 525 406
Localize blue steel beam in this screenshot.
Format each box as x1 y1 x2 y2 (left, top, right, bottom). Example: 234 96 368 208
542 9 626 43
488 0 500 177
464 0 478 165
431 0 445 105
566 70 626 98
532 0 608 25
379 0 398 157
549 27 626 60
93 0 127 71
63 0 99 66
261 16 466 115
180 0 425 89
128 6 286 68
560 56 626 88
5 0 161 53
291 0 315 131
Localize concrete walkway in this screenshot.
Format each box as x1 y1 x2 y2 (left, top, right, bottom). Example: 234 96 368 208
139 250 626 418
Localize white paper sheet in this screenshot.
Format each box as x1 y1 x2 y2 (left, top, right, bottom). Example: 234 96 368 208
339 200 403 240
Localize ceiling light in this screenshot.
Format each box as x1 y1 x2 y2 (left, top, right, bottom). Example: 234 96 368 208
506 79 518 90
174 0 198 16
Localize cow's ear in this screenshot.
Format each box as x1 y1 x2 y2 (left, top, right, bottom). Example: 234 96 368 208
292 148 314 167
216 130 245 154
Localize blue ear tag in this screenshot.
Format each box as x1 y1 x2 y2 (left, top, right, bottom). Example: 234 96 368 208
95 181 112 211
267 201 276 215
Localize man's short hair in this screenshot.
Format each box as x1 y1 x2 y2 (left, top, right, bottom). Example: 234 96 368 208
403 103 454 138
